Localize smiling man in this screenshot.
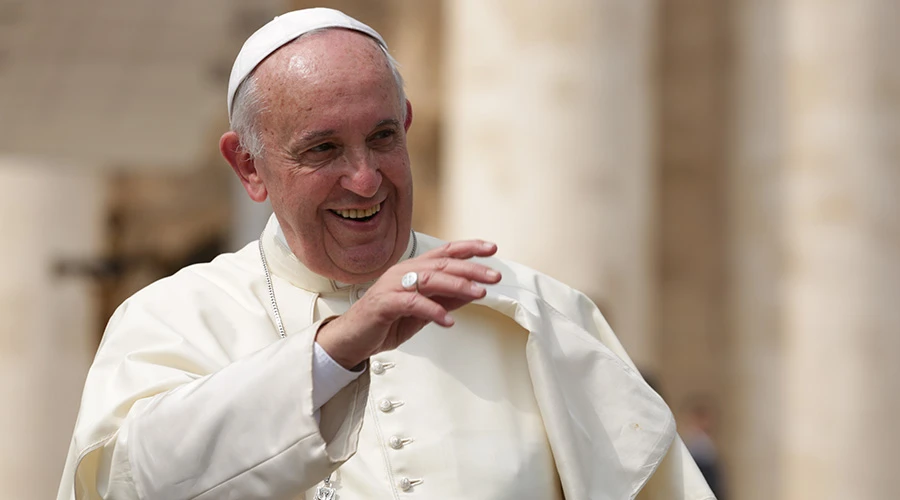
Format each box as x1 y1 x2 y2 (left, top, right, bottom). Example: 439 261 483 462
58 8 714 500
223 27 415 284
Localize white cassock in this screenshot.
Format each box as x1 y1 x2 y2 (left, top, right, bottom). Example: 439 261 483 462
57 215 715 500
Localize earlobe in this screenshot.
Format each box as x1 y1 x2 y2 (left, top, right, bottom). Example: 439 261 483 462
219 131 268 202
404 100 413 131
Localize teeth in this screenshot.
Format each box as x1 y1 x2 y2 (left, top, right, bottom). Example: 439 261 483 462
334 203 381 219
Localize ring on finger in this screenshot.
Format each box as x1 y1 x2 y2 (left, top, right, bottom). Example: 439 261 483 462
401 271 419 292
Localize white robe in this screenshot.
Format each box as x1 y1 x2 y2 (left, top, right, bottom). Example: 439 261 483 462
58 216 715 500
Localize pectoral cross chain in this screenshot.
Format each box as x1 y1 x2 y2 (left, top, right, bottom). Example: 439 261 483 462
315 474 336 500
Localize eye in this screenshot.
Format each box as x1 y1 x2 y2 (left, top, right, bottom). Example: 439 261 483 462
292 141 340 166
368 129 396 147
309 142 336 153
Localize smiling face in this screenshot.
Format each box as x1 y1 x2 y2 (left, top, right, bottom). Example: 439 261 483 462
245 30 413 283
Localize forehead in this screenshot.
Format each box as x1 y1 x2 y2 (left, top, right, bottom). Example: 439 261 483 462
258 30 393 104
252 30 398 138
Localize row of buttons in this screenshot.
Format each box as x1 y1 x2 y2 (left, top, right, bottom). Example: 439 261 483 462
371 357 422 493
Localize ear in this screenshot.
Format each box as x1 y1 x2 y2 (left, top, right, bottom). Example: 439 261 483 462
220 131 268 202
403 100 413 131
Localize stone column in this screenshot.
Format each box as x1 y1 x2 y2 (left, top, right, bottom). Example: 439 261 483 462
389 0 444 236
656 0 730 427
0 163 105 499
780 2 900 499
730 1 900 498
727 1 787 498
441 0 659 367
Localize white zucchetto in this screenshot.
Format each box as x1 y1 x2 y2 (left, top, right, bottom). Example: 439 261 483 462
226 8 387 119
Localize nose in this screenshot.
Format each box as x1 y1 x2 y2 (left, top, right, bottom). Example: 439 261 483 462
340 152 382 198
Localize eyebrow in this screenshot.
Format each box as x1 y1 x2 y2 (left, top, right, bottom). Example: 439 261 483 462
286 119 402 156
297 129 336 143
374 119 401 129
294 119 399 144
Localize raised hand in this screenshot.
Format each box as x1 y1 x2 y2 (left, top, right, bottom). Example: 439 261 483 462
314 240 502 369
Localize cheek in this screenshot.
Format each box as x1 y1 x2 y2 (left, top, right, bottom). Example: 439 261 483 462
378 153 413 189
286 174 342 216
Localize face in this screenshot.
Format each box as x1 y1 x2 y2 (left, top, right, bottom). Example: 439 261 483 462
243 30 413 284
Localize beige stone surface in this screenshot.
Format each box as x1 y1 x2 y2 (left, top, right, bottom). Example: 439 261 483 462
0 0 283 170
656 0 730 433
781 1 900 498
728 1 900 498
0 162 105 499
727 1 788 498
441 0 659 367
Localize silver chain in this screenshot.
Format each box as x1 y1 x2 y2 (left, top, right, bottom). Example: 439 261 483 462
258 230 417 341
259 229 416 495
408 229 418 259
258 235 287 339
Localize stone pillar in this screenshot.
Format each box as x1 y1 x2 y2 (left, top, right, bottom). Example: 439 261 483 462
656 0 730 425
780 2 900 499
441 0 659 367
727 1 787 498
730 1 900 498
0 163 105 499
389 0 444 236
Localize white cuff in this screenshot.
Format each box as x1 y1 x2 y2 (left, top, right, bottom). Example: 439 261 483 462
312 342 365 411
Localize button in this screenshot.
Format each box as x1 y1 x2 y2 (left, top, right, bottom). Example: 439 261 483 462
378 399 394 412
371 361 385 375
356 287 367 299
389 436 404 449
399 478 412 491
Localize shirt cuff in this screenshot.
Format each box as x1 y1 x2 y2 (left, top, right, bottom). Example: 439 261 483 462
312 341 366 411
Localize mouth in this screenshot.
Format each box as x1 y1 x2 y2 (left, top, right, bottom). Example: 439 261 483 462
328 202 382 223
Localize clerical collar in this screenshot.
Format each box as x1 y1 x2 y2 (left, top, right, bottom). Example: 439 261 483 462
261 213 416 294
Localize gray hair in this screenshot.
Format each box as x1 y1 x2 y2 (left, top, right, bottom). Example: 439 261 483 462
229 31 407 160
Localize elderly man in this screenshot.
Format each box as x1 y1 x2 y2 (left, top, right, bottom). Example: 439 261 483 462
58 8 714 500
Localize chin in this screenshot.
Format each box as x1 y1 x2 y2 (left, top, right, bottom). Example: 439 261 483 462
331 244 398 281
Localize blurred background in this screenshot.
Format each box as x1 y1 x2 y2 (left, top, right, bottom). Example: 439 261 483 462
1 0 898 499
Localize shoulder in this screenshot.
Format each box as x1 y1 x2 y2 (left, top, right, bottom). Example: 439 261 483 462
98 241 276 357
126 241 263 308
87 239 299 368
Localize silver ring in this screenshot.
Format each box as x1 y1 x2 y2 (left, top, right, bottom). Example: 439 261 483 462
401 271 419 291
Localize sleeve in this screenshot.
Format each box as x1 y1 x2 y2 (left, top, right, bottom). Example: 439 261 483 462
312 341 365 411
61 294 370 500
636 436 718 500
491 257 716 500
567 287 717 500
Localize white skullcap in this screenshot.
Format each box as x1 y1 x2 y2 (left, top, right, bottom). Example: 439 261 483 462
226 8 387 120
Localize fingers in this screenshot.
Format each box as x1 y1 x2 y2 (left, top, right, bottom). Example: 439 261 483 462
420 239 498 261
395 241 501 306
415 270 488 301
395 291 454 327
431 296 470 314
424 259 501 285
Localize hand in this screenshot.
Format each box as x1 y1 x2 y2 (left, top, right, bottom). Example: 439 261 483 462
315 240 502 369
